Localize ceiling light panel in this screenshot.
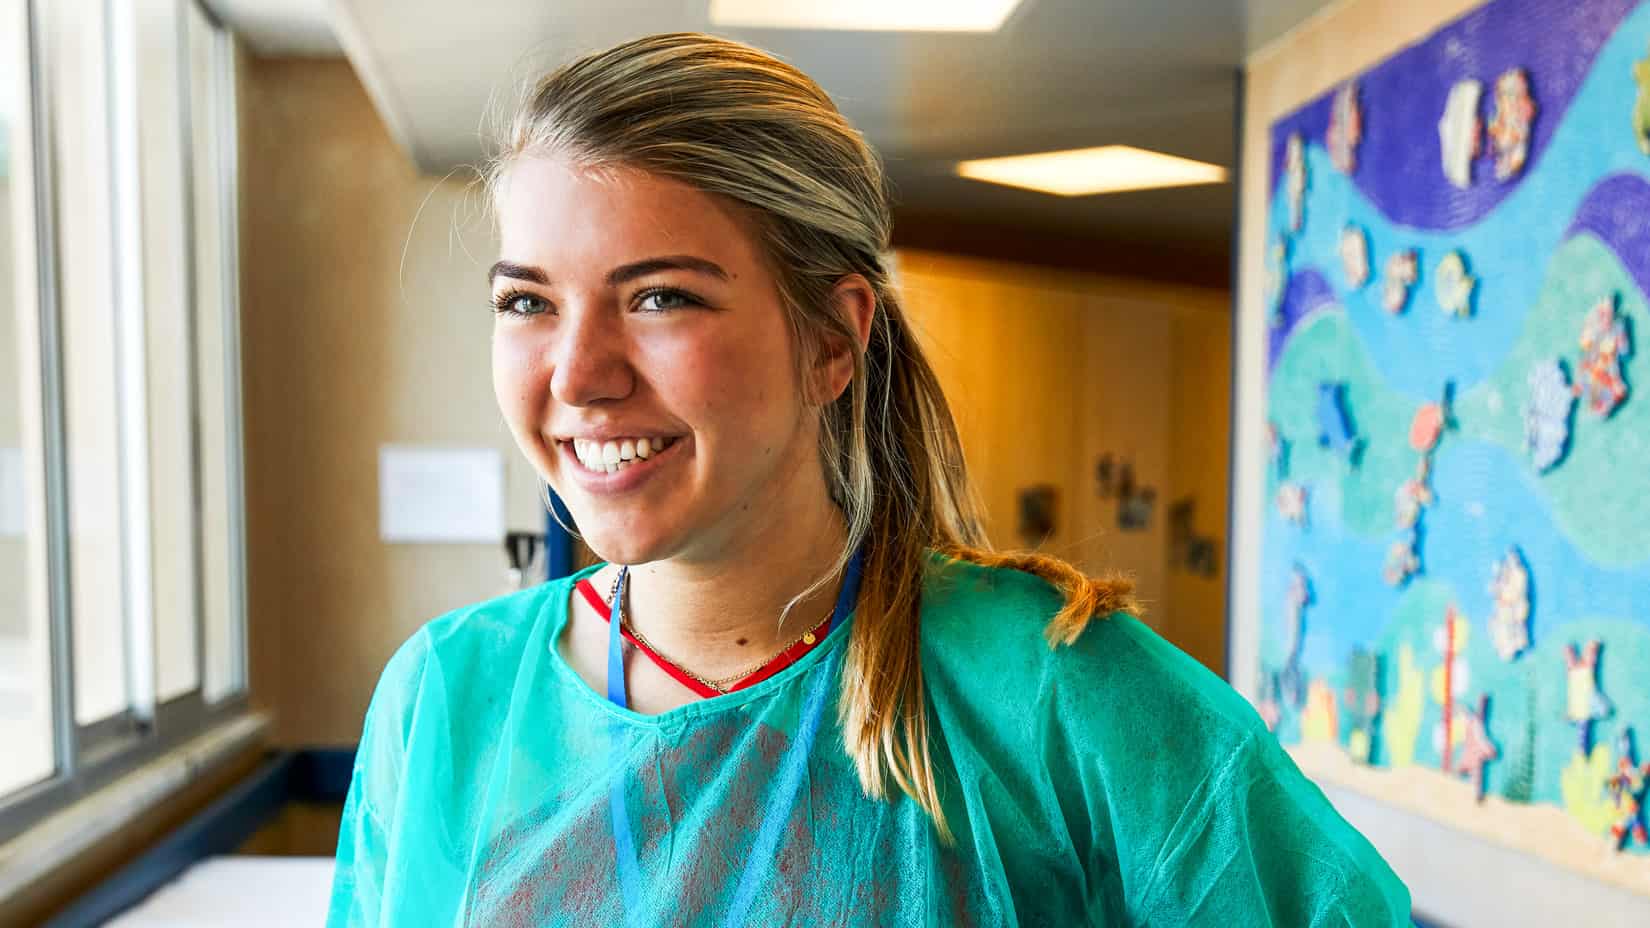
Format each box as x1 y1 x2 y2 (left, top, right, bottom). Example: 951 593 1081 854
709 0 1025 32
955 145 1229 196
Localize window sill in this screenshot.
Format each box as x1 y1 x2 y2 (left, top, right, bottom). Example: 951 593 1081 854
0 711 270 915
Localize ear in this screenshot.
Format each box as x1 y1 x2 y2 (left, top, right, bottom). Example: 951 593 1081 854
812 274 876 404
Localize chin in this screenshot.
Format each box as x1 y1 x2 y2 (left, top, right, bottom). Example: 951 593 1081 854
574 522 672 568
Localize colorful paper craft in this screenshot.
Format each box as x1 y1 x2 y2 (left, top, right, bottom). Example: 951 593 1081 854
1328 82 1363 174
1382 250 1418 314
1340 225 1371 288
1453 694 1500 801
1606 728 1650 851
1487 547 1532 661
1285 133 1308 232
1277 481 1309 527
1435 251 1476 318
1487 67 1537 180
1564 640 1614 753
1576 295 1631 418
1438 79 1483 188
1523 358 1575 471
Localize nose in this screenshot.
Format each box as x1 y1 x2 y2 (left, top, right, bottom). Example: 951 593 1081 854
548 304 636 407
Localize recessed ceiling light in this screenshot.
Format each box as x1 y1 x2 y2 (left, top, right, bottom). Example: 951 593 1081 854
955 145 1229 196
709 0 1025 32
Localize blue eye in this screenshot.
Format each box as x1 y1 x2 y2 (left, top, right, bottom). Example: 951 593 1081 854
491 290 550 317
636 288 702 312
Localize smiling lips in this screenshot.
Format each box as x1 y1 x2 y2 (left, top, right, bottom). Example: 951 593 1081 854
567 436 680 474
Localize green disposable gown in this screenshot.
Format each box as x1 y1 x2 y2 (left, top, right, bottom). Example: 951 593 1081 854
328 554 1410 926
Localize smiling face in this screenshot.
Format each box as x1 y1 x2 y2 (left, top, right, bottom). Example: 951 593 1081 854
491 156 827 567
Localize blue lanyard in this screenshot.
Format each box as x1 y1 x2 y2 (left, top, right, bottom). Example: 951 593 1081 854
604 548 866 926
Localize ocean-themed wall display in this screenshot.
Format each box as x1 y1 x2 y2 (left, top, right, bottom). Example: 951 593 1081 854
1382 249 1419 314
1252 0 1650 893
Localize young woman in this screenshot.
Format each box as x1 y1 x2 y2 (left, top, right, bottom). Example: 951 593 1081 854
328 32 1410 927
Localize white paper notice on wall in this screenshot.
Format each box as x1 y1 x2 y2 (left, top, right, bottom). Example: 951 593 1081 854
378 445 504 544
0 448 25 538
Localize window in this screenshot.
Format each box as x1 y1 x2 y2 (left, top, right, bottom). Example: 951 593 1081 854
0 0 248 839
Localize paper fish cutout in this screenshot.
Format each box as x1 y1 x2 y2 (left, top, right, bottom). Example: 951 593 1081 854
1383 530 1421 587
1564 640 1614 753
1328 82 1362 174
1487 547 1532 661
1410 394 1448 453
1606 728 1650 851
1339 225 1370 289
1576 295 1631 418
1523 359 1575 471
1451 694 1500 802
1487 68 1536 181
1316 382 1359 460
1382 250 1418 314
1634 43 1650 155
1284 133 1308 232
1277 481 1309 527
1435 251 1476 318
1438 79 1483 189
1265 238 1290 326
1394 462 1433 530
1343 649 1381 765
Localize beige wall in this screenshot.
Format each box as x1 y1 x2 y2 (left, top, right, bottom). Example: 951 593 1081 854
898 252 1230 672
238 56 542 747
241 57 1233 748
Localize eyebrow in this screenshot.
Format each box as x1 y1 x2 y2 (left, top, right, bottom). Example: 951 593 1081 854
487 255 730 288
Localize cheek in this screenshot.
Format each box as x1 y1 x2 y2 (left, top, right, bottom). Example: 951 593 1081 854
492 328 548 422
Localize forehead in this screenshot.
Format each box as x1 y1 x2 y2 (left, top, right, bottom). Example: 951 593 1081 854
493 157 762 277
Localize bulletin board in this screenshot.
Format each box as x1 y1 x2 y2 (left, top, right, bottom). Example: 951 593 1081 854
1255 0 1650 895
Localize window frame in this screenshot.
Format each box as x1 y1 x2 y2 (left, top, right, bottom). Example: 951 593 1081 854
0 0 252 845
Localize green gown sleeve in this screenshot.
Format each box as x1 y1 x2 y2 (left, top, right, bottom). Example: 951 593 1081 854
1049 612 1412 926
326 630 432 928
1130 729 1411 925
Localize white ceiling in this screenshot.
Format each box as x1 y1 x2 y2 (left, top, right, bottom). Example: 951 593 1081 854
206 0 1339 264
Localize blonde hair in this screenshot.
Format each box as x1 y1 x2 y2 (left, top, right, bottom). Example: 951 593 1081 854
488 32 1136 840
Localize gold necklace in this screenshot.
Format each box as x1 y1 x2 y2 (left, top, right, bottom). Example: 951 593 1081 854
614 572 832 693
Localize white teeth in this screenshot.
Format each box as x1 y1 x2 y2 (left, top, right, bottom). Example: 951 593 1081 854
568 436 675 474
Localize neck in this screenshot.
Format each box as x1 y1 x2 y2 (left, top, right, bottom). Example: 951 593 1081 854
619 492 850 683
